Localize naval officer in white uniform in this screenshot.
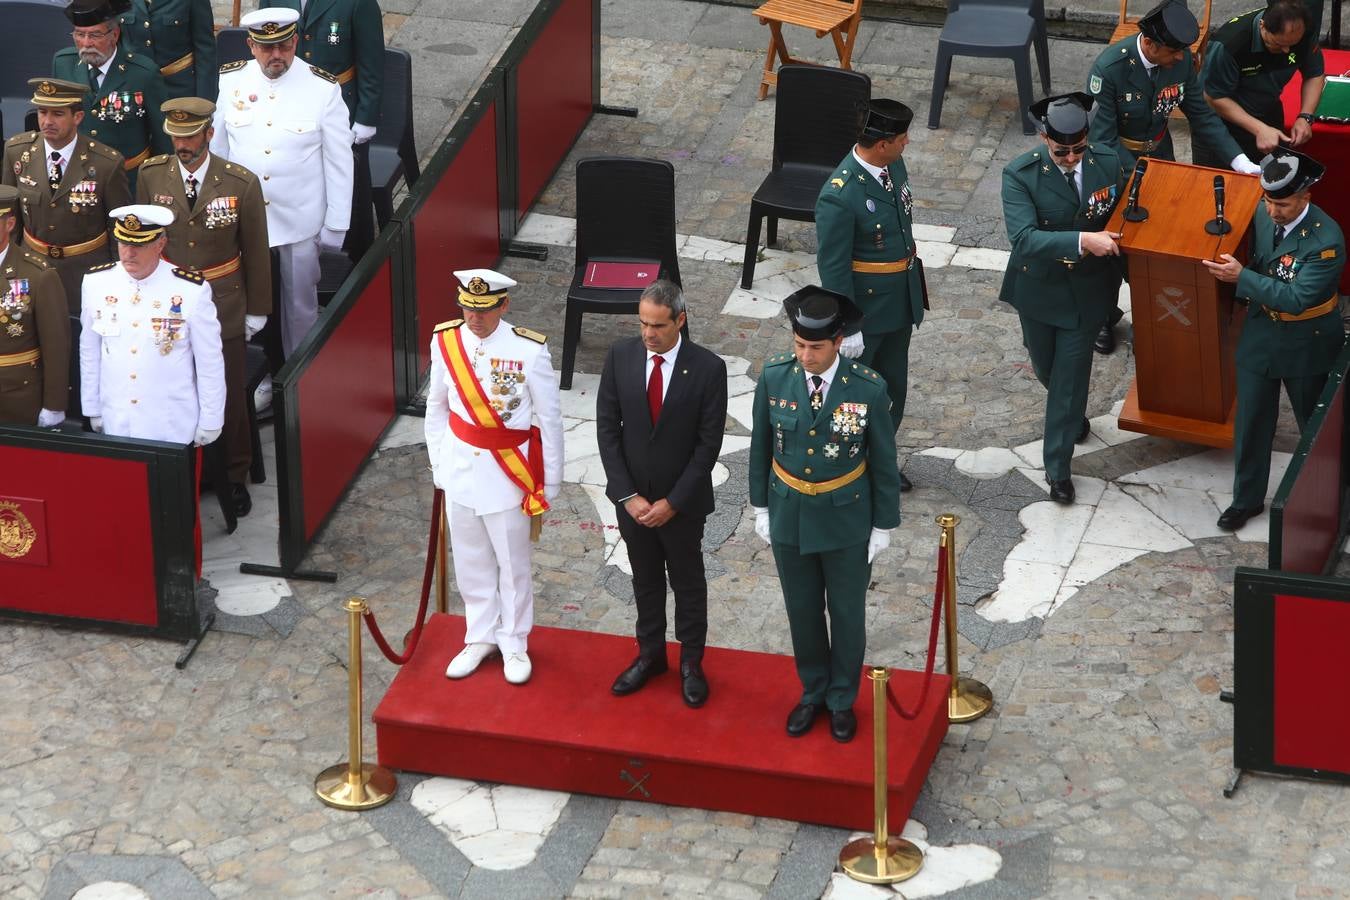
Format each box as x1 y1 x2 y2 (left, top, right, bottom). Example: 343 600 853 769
79 204 225 444
209 7 353 356
424 269 564 685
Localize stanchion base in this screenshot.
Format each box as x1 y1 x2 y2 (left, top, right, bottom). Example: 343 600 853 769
314 762 397 811
948 676 994 723
839 836 923 884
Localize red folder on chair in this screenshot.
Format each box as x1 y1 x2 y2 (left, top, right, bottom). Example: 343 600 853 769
582 259 660 289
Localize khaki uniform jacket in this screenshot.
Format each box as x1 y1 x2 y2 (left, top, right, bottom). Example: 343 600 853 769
136 153 271 339
0 246 70 423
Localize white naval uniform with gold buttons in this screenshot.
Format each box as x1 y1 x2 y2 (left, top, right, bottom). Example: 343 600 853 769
78 259 225 443
424 320 564 654
209 57 353 355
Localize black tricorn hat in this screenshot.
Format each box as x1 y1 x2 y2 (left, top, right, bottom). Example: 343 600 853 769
783 286 864 341
1259 148 1326 198
858 99 914 141
64 0 130 26
1138 0 1199 49
1029 93 1095 144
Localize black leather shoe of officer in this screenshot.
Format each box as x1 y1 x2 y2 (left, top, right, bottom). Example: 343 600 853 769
786 702 822 737
899 471 913 493
1047 477 1075 504
611 655 668 696
680 661 709 708
1076 417 1091 444
830 708 857 743
231 483 252 517
1217 504 1264 532
1094 323 1115 354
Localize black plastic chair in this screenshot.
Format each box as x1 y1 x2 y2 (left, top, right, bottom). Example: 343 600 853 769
370 48 419 228
216 27 250 66
927 0 1050 136
0 1 71 139
562 157 682 390
741 64 870 289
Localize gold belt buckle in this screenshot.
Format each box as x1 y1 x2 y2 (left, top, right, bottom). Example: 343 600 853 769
1266 307 1281 322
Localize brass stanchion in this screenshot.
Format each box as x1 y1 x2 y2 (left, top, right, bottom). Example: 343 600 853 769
936 514 994 723
435 504 450 615
840 667 924 883
315 597 397 811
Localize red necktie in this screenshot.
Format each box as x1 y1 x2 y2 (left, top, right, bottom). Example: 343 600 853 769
648 354 664 425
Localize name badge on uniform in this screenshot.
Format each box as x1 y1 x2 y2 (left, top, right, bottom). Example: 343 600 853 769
865 199 876 213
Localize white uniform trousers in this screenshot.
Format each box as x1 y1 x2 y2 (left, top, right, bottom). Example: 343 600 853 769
448 500 535 653
277 238 322 356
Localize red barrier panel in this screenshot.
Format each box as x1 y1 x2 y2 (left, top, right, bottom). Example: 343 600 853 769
1274 593 1350 773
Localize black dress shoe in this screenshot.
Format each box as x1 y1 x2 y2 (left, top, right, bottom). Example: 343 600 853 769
1047 477 1075 504
231 483 252 517
1076 417 1091 444
1094 323 1115 354
611 655 668 696
830 708 857 742
680 662 709 708
898 471 913 493
786 702 822 737
1217 504 1264 532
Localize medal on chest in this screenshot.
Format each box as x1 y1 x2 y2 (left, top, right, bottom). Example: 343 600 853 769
1270 254 1299 282
899 180 914 218
205 196 239 229
1086 184 1116 220
1153 83 1182 118
329 20 341 44
486 357 526 413
1 278 31 336
831 402 868 438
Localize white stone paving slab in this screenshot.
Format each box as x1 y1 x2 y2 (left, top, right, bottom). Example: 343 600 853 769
1122 483 1227 542
912 223 958 243
949 246 1011 271
1051 543 1150 613
1089 398 1146 448
1012 432 1109 469
377 414 425 451
915 240 958 268
514 212 575 246
821 818 1002 898
917 446 963 459
410 778 570 871
1081 485 1191 553
952 446 1023 478
72 884 151 900
1007 501 1095 567
980 558 1065 623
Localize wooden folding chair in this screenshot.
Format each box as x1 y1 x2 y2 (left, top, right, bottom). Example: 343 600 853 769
751 0 864 100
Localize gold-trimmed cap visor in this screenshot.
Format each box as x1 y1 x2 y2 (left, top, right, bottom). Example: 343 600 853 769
29 77 88 108
109 204 173 243
453 268 517 310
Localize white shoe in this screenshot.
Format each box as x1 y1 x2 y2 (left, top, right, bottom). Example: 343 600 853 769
502 651 532 685
253 374 273 416
445 643 498 679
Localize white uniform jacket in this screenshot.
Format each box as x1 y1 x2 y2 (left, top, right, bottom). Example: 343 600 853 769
425 320 564 516
211 59 353 247
79 260 226 443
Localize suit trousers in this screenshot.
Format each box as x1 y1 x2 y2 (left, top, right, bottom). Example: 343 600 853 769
221 335 251 484
1019 313 1096 481
771 539 869 711
277 238 321 356
616 507 708 662
1232 366 1328 509
448 501 535 653
860 327 911 434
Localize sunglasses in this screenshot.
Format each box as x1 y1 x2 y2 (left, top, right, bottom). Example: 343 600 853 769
1049 143 1088 158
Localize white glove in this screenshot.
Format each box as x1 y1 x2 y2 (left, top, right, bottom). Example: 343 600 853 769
193 427 222 447
866 527 891 564
839 331 865 359
37 408 65 428
352 122 377 144
1231 154 1262 175
244 314 268 340
753 506 771 544
90 416 103 433
429 463 445 491
318 227 346 252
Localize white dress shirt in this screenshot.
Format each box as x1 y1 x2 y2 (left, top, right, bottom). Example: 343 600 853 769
852 149 890 188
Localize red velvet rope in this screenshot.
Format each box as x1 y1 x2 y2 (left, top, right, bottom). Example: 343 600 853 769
362 489 443 665
885 545 947 721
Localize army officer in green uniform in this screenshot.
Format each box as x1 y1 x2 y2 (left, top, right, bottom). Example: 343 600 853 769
1202 149 1346 532
749 286 901 743
815 98 923 491
117 0 218 101
1086 0 1261 355
1001 94 1130 504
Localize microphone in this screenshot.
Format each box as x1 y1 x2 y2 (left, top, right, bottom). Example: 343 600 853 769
1123 158 1149 222
1205 174 1232 235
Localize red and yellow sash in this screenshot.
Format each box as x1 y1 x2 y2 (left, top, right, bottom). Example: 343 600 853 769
438 327 549 520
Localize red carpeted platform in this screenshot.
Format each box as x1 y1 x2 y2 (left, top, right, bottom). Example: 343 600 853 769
373 614 949 830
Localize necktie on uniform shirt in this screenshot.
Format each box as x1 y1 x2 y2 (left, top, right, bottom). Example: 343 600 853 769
809 375 824 413
49 152 63 191
185 174 198 208
878 169 893 192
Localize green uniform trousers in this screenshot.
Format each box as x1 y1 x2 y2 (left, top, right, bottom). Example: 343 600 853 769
860 327 911 434
1019 312 1096 481
770 539 870 710
1232 367 1328 509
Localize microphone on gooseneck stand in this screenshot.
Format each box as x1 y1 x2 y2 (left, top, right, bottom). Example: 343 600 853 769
1123 158 1149 223
1205 174 1232 235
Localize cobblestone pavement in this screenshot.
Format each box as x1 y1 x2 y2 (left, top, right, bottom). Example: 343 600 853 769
6 2 1350 899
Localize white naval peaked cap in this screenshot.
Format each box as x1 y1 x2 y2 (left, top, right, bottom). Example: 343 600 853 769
108 204 174 243
240 7 301 42
454 268 517 310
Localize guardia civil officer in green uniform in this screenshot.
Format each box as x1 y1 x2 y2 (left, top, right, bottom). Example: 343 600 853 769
53 0 171 191
1086 0 1262 355
1001 94 1130 504
260 0 384 141
748 286 901 743
815 98 923 491
1202 149 1346 532
116 0 218 101
1195 0 1324 169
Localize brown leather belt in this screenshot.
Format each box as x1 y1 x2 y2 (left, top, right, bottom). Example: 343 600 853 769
0 349 40 367
168 255 241 281
1120 134 1165 153
852 256 914 274
772 459 867 496
160 51 194 77
1264 296 1339 322
23 229 107 259
122 146 151 171
335 66 355 85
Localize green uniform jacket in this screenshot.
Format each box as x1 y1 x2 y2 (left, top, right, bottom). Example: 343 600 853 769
261 0 385 125
0 247 70 423
748 352 901 554
1087 34 1241 167
52 47 172 170
117 0 218 100
136 153 272 339
1234 204 1346 379
999 143 1129 330
815 152 925 335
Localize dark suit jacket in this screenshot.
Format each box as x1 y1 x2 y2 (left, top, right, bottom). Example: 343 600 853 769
596 335 728 519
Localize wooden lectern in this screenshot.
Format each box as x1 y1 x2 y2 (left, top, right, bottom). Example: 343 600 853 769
1106 159 1264 447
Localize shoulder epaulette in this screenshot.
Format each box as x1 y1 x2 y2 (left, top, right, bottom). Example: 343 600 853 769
433 319 463 332
143 153 173 167
219 59 248 74
219 161 256 182
847 361 882 383
19 249 51 270
513 326 547 344
84 139 122 162
5 131 38 148
764 352 795 368
311 66 338 84
1014 150 1042 170
172 267 205 284
87 261 117 272
123 51 159 73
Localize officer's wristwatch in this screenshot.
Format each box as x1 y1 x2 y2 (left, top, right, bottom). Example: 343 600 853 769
1297 112 1315 123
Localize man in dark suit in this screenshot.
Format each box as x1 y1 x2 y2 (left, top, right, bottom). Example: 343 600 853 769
596 280 728 708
